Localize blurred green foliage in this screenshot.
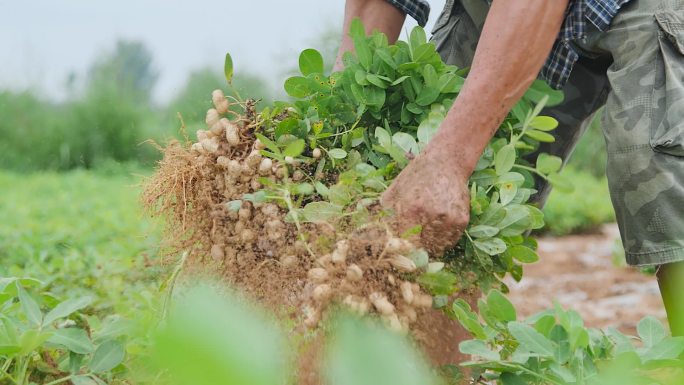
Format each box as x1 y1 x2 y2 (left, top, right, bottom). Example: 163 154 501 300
567 109 607 178
0 169 163 313
0 169 166 383
0 40 273 172
537 109 615 236
542 166 615 235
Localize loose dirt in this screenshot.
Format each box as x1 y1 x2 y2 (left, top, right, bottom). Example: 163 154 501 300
506 224 667 335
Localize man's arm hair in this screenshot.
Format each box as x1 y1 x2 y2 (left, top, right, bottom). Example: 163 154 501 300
428 0 570 179
333 0 406 71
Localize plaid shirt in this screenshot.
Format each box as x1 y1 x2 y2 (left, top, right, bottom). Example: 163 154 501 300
387 0 631 89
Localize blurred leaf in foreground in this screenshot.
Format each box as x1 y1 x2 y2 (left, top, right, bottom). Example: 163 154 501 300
154 284 287 385
326 315 439 385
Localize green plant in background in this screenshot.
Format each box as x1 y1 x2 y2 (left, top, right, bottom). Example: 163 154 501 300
566 109 607 178
0 41 160 171
452 289 684 385
0 170 164 384
0 279 127 385
542 166 614 236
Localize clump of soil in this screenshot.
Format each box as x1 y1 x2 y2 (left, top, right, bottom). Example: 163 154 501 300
142 95 474 374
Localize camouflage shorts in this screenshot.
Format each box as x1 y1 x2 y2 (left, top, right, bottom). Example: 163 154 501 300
431 0 684 266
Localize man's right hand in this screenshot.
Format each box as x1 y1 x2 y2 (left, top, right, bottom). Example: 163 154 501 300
381 129 471 255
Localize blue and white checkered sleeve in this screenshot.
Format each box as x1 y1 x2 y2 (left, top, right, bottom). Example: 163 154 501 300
385 0 431 26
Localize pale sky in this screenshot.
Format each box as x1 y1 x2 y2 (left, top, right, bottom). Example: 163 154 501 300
0 0 445 104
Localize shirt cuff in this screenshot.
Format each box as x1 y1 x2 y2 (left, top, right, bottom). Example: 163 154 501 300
385 0 430 26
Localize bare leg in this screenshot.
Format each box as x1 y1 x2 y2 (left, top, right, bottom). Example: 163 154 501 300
657 261 684 337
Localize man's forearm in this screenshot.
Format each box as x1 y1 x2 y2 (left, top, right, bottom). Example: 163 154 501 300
430 0 569 178
333 0 406 71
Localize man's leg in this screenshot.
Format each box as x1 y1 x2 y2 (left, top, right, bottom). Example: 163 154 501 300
592 0 684 334
658 262 684 336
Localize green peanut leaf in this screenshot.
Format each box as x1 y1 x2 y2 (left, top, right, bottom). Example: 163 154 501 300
301 202 343 222
637 316 667 348
640 336 684 362
530 116 559 131
536 153 563 174
495 144 516 176
507 245 539 263
19 329 51 355
376 49 397 68
499 182 517 206
473 237 507 256
440 74 464 93
365 86 386 107
508 321 555 357
284 76 311 98
44 296 92 325
328 148 348 159
224 53 234 83
452 300 487 340
500 373 528 385
374 127 392 149
486 290 516 322
350 20 372 69
496 172 525 187
283 139 306 157
17 283 42 326
468 225 499 238
459 340 500 361
299 49 324 76
392 132 418 154
524 79 564 106
293 183 314 196
417 271 458 296
391 75 410 86
416 110 444 144
256 132 280 154
366 74 387 89
407 248 429 268
415 87 440 106
226 200 242 212
349 18 366 40
48 328 94 354
89 340 125 373
409 26 427 54
525 129 556 143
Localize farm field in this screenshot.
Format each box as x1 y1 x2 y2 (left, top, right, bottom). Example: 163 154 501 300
2 12 680 383
507 224 667 335
0 167 676 385
0 169 165 329
0 169 654 328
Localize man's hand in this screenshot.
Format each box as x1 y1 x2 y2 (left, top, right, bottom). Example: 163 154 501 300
381 131 470 255
381 0 569 254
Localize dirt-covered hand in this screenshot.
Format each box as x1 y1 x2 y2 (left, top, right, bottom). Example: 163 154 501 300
381 139 470 255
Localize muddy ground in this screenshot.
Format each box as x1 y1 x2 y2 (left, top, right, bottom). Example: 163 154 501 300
506 224 667 335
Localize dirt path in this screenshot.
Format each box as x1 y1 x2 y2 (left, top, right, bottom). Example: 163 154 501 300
505 224 667 334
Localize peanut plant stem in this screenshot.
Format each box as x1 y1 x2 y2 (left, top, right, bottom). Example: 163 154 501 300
43 374 75 385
